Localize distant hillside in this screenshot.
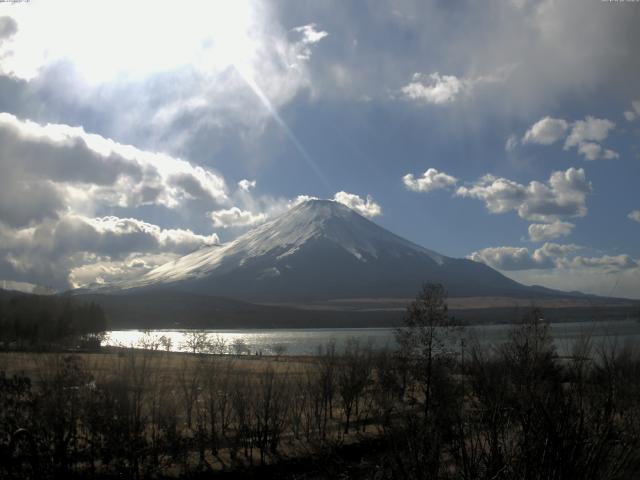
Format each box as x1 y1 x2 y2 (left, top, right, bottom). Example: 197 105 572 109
76 289 640 329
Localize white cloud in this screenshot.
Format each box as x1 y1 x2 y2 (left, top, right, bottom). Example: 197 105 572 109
50 215 219 258
528 221 574 242
576 142 600 161
0 113 230 228
468 242 582 271
564 116 615 149
521 115 618 161
471 242 640 298
564 254 637 272
238 179 257 192
400 68 509 105
623 100 640 122
576 142 619 161
0 3 329 155
0 214 219 289
81 216 219 253
0 3 326 85
401 72 466 104
240 194 315 219
259 192 380 220
505 134 519 152
562 116 617 161
68 253 181 289
629 210 640 223
294 24 329 44
210 207 267 228
280 194 320 212
536 242 582 258
204 193 325 232
332 191 382 217
469 246 544 270
292 194 319 205
456 167 591 222
0 113 231 289
201 191 381 232
522 116 569 145
402 168 457 193
293 23 328 60
457 175 525 215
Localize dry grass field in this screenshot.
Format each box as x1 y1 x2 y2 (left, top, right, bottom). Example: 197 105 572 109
0 350 313 383
0 345 385 478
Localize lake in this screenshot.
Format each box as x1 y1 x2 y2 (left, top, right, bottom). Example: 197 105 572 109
105 319 640 356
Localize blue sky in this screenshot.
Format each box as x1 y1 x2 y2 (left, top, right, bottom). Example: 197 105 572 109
0 0 638 298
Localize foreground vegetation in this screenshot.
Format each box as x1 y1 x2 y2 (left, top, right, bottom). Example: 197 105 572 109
1 285 640 479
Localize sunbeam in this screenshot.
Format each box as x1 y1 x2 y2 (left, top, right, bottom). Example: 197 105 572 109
234 64 330 190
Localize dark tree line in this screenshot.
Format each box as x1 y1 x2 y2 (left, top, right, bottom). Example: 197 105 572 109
0 291 108 349
378 284 640 479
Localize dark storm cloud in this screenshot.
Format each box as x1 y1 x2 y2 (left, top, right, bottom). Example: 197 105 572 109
0 112 229 219
0 117 142 185
168 172 221 204
0 215 220 289
51 216 218 258
0 179 63 228
0 113 227 288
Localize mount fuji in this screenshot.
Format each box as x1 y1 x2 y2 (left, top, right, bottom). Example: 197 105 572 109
110 199 556 301
76 199 640 328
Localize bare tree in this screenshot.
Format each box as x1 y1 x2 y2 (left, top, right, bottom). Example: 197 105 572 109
337 338 372 433
232 338 249 356
137 331 162 351
158 335 173 353
202 357 236 461
207 334 227 355
252 366 291 464
385 283 460 478
229 373 254 464
181 331 211 354
176 356 202 430
396 283 457 417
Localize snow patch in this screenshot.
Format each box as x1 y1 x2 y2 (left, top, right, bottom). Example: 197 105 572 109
113 199 447 290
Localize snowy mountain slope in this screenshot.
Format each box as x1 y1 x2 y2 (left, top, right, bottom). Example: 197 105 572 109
120 199 443 286
110 199 550 300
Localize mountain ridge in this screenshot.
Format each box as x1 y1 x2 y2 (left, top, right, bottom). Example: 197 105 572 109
102 199 578 301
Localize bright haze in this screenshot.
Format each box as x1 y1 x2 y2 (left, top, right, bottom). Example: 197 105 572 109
0 0 638 299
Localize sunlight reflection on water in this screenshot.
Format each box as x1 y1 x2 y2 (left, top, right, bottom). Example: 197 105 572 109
104 319 640 356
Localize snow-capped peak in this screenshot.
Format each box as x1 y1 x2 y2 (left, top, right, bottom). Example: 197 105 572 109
115 199 446 290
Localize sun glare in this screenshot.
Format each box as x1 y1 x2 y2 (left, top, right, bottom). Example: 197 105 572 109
0 0 256 84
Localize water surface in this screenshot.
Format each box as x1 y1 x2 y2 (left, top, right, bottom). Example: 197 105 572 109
105 319 640 356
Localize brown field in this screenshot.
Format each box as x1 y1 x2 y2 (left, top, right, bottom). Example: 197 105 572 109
1 347 384 478
0 349 313 382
